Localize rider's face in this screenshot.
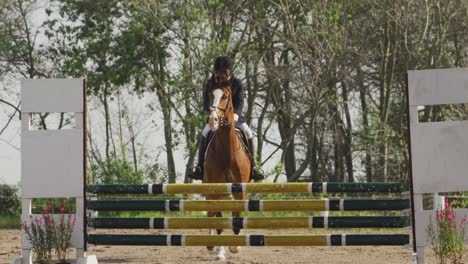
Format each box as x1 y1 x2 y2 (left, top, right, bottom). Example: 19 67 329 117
215 69 231 83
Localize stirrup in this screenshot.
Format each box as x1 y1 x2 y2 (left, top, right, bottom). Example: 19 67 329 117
188 166 204 180
251 169 265 182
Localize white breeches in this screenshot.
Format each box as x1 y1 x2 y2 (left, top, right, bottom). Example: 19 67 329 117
202 122 253 139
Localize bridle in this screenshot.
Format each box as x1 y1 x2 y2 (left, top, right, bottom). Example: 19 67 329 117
210 88 233 127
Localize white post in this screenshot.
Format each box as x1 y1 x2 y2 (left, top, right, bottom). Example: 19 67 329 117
13 79 97 264
408 68 468 264
433 193 445 210
20 199 33 264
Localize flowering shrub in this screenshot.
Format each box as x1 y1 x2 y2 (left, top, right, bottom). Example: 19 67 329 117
22 200 76 264
427 198 467 264
53 200 76 263
22 207 54 264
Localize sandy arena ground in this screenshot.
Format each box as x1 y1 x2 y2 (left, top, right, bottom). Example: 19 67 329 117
2 228 466 264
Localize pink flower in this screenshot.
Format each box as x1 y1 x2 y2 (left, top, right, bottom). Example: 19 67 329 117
60 207 65 213
47 217 53 227
47 204 52 211
41 209 48 215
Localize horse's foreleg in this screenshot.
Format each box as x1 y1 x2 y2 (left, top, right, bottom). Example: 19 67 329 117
231 192 246 235
207 211 224 244
215 211 223 235
229 192 245 254
231 209 241 235
207 211 215 252
206 194 225 260
214 211 225 260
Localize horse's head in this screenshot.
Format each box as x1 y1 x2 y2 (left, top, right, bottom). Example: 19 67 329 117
208 86 234 131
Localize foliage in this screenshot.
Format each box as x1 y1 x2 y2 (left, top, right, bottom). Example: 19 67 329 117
450 196 468 209
0 184 20 216
90 156 144 184
0 213 21 228
145 161 169 183
32 198 75 214
427 199 467 264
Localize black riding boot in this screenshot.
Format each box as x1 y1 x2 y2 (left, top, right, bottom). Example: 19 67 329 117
248 138 265 182
188 136 207 180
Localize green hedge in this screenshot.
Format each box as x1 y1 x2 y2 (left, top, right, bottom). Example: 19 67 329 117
0 184 20 216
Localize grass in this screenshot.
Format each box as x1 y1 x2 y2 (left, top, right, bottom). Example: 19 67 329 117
0 214 21 229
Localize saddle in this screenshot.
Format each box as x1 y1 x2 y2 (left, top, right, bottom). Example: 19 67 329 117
205 129 253 166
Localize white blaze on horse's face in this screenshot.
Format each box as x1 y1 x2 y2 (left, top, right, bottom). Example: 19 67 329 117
209 89 224 131
212 89 224 110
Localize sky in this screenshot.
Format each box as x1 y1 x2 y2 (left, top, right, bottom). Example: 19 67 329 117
0 92 20 185
0 1 48 185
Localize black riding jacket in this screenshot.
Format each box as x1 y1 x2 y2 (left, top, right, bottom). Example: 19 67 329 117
203 77 246 123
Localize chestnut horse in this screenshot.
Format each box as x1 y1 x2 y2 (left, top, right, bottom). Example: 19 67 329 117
204 85 251 260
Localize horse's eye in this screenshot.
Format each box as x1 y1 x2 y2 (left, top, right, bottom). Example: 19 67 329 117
222 95 227 99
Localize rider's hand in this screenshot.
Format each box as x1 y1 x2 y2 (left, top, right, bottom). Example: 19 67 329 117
234 114 239 122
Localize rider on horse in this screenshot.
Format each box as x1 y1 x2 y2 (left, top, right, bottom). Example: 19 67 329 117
188 56 265 182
